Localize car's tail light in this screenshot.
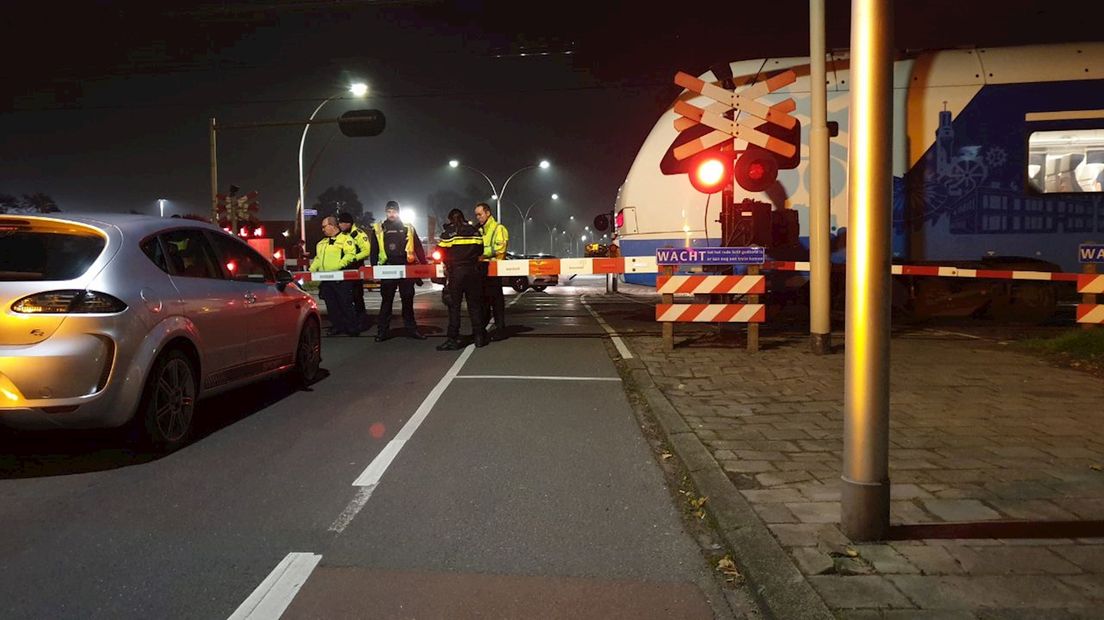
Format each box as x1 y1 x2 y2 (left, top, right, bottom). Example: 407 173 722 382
12 290 128 314
431 250 442 261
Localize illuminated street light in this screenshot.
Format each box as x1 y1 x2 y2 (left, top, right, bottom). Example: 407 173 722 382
507 193 558 255
158 198 166 218
298 81 369 250
448 159 552 222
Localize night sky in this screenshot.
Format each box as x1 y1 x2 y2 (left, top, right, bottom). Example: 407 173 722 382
2 0 1101 244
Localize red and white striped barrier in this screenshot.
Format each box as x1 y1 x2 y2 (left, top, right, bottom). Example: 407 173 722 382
656 275 765 295
1076 304 1104 324
1078 274 1104 294
655 303 766 323
762 261 1081 282
291 256 1086 284
1077 274 1103 324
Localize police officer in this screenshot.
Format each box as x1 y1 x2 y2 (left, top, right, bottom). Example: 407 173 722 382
337 212 372 330
370 200 426 341
474 201 509 340
310 216 360 336
436 209 487 350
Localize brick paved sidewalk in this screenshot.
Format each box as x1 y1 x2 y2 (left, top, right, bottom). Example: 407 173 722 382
626 328 1104 618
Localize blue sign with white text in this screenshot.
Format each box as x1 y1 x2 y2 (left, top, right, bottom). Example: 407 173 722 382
1080 244 1104 264
656 246 765 265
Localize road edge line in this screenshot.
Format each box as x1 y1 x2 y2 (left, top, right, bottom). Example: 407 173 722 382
580 295 634 359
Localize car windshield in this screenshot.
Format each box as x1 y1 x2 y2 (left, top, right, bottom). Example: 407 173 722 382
0 219 106 281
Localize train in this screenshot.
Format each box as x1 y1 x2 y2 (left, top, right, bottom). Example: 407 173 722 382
614 42 1104 320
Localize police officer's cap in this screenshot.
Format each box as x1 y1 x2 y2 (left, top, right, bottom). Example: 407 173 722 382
337 212 355 224
386 200 399 210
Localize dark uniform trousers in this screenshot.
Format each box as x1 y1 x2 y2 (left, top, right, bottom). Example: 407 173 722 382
446 263 487 340
481 265 506 329
319 281 357 335
350 262 367 329
378 278 416 335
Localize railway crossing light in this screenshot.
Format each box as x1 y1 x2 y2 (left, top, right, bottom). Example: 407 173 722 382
689 150 732 194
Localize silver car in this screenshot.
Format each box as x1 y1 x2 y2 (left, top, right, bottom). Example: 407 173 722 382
0 214 321 450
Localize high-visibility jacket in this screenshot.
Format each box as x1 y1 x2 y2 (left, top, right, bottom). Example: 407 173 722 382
345 224 372 266
480 216 509 261
438 221 484 265
372 221 416 265
309 232 356 272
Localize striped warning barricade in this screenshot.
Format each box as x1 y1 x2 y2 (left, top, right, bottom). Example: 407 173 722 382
657 274 765 295
655 303 766 323
1078 274 1104 294
1077 274 1104 324
1076 304 1104 324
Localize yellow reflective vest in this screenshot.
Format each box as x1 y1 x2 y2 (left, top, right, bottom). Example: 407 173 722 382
480 216 509 260
345 224 372 265
309 232 356 272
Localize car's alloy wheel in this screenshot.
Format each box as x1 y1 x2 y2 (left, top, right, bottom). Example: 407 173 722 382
293 319 322 385
140 349 197 451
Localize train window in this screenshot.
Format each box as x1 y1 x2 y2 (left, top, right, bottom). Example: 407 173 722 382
1027 129 1104 193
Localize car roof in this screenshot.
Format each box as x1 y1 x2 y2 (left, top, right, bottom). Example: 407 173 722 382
0 212 221 238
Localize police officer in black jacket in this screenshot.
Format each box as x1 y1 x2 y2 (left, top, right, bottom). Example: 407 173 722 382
436 208 487 350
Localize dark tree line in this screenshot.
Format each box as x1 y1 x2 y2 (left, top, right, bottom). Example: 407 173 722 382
0 192 59 214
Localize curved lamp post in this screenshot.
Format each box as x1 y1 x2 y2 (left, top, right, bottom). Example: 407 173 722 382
298 82 368 250
448 159 550 222
507 193 557 255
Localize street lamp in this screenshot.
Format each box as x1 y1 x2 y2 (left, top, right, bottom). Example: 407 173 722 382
448 159 551 222
507 193 557 255
298 81 368 252
158 198 166 218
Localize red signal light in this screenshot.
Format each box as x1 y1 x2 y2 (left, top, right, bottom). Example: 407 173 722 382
733 150 779 192
226 261 237 272
689 155 731 194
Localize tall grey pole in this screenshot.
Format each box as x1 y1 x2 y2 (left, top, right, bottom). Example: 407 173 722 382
809 0 833 355
298 96 335 252
209 118 218 223
842 0 893 542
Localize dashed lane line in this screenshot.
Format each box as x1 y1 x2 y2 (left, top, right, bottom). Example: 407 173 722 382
228 552 322 620
324 344 476 534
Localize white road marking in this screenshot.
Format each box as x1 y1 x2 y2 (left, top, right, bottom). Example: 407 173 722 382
328 486 375 533
228 552 321 620
506 288 529 307
580 295 634 359
351 344 475 488
925 329 983 340
455 375 621 381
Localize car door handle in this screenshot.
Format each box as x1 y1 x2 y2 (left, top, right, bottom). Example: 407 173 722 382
243 293 257 305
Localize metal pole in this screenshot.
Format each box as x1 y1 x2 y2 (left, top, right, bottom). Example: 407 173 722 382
810 0 833 355
842 0 893 542
299 96 335 253
498 166 534 224
209 118 218 223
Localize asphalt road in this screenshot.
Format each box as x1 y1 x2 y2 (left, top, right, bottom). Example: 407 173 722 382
0 277 735 619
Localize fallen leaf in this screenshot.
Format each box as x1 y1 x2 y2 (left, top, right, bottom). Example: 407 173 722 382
1091 464 1103 472
661 452 674 461
845 547 859 557
716 556 741 580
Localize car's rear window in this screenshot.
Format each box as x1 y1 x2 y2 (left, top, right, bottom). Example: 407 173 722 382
0 219 106 281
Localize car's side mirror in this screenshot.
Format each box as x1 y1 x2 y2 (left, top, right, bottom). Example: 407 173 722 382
275 269 296 291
